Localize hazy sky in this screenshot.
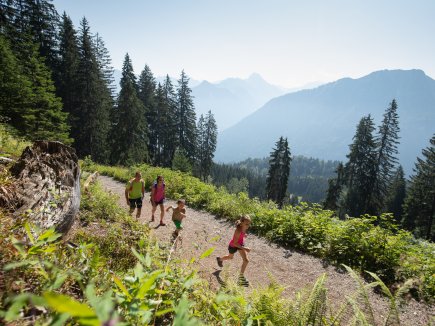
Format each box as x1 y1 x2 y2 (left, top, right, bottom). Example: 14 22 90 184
52 0 435 88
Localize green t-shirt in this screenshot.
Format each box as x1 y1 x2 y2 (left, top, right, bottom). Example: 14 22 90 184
126 179 144 199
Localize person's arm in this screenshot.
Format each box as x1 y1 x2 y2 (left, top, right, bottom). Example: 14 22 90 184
166 206 174 212
125 183 130 204
150 185 155 204
232 228 250 252
141 181 145 199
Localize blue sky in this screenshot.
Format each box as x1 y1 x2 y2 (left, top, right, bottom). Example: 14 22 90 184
52 0 435 88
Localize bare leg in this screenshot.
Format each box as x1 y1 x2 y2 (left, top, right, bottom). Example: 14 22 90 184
151 204 156 221
159 204 165 224
136 207 141 219
220 253 234 261
238 249 249 275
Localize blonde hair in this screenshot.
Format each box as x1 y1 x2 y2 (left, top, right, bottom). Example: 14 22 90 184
236 214 251 228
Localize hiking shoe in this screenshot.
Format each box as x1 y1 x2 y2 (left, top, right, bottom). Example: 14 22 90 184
216 257 223 268
238 275 250 287
159 222 166 226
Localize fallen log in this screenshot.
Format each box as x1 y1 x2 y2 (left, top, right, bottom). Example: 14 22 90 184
8 141 80 234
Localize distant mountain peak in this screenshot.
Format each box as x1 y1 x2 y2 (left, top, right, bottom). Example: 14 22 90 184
247 73 266 82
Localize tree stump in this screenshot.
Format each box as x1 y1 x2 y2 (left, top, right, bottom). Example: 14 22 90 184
9 141 80 234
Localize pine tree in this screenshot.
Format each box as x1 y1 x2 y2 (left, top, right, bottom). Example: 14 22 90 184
323 162 344 212
266 136 291 208
0 1 69 143
196 111 218 181
344 115 377 217
56 13 79 134
111 53 148 165
15 0 60 72
137 65 157 163
373 99 400 213
161 75 178 166
0 34 33 129
94 33 116 98
402 135 435 240
176 70 197 162
172 148 191 173
385 165 406 222
75 18 111 162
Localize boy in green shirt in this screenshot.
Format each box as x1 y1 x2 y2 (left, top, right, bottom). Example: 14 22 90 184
125 171 145 219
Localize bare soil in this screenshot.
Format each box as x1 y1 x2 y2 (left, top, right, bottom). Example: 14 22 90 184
99 175 434 326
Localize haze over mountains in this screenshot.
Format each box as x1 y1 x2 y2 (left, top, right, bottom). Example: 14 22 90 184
215 69 435 175
192 73 288 130
113 71 292 130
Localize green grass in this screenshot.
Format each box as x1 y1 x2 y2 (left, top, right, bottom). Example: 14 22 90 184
0 123 30 159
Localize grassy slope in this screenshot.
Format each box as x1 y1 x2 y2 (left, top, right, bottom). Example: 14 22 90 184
84 160 435 303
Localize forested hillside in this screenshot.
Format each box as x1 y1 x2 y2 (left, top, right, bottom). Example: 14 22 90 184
0 0 217 178
211 156 340 202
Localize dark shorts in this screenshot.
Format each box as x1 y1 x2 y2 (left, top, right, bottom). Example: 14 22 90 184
152 199 164 206
228 245 242 254
129 197 143 209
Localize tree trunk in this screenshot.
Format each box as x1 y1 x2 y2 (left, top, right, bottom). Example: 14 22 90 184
8 141 80 234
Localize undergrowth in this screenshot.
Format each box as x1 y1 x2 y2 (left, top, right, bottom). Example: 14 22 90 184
83 160 435 303
0 123 30 159
0 178 420 325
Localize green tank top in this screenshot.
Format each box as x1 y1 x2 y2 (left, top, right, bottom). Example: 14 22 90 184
126 180 143 199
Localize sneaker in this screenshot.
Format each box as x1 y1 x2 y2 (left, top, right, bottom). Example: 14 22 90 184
216 257 223 268
238 275 250 287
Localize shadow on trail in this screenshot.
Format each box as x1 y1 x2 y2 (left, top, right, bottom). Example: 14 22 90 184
212 270 226 288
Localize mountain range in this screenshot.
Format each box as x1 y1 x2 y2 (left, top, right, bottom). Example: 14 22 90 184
192 73 287 130
113 70 291 131
215 69 435 175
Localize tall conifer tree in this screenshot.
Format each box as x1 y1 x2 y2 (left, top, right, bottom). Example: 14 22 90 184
57 13 79 132
18 0 59 72
75 18 111 161
111 53 148 165
373 99 400 213
323 162 345 212
344 115 377 217
266 137 291 208
196 110 218 181
385 165 406 221
162 75 178 166
402 135 435 240
0 0 69 142
137 65 157 163
94 33 116 98
176 70 197 162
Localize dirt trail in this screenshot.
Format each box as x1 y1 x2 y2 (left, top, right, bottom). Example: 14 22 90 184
99 175 433 325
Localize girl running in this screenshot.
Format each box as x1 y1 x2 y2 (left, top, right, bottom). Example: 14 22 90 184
216 215 252 286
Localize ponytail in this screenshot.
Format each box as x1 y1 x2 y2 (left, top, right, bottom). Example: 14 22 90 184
236 214 251 228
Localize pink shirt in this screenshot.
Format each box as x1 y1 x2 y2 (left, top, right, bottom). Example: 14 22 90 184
229 231 245 247
152 182 165 202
